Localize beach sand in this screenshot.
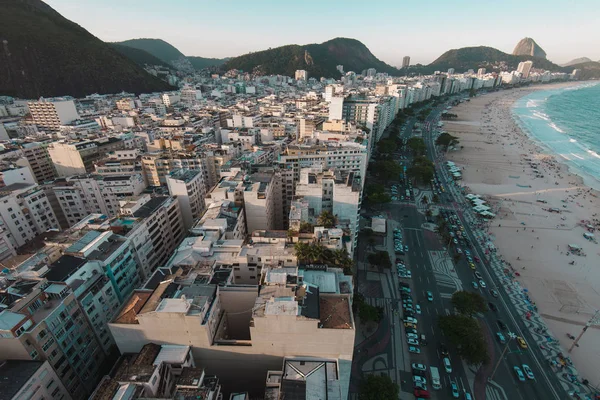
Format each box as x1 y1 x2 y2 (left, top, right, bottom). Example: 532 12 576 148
444 83 600 385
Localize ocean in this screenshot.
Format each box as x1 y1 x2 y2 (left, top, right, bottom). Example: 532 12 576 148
512 82 600 190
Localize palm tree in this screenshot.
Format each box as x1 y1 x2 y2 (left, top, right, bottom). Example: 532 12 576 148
421 195 429 204
294 242 310 263
317 211 337 228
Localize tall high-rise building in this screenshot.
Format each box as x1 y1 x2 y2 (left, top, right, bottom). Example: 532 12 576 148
517 61 534 79
477 68 487 77
166 169 207 230
27 99 79 132
402 56 411 68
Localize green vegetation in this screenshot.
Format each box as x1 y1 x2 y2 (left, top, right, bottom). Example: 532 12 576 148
358 374 399 400
435 132 459 151
406 137 426 156
365 184 391 205
115 38 185 63
109 43 171 68
187 56 229 70
354 293 384 323
317 210 337 228
439 314 490 365
222 37 401 77
293 242 354 274
370 159 402 181
377 138 398 154
441 113 458 120
407 156 434 184
451 291 488 316
432 194 440 203
0 1 172 98
299 221 314 233
367 251 392 269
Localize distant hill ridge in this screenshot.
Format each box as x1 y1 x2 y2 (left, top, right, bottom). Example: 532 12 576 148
0 0 172 98
222 37 400 77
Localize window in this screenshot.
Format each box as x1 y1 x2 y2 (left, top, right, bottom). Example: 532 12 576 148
46 379 54 389
151 376 158 385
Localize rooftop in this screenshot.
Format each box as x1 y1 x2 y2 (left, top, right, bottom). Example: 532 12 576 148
0 360 44 399
319 295 353 329
132 196 169 218
44 255 87 282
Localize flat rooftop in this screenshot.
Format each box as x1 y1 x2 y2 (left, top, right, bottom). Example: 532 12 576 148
319 295 353 329
132 196 169 218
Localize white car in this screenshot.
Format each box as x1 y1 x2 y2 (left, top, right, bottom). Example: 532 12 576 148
415 305 421 314
406 333 419 339
479 280 487 288
407 338 420 346
404 317 417 324
411 363 427 372
443 357 452 373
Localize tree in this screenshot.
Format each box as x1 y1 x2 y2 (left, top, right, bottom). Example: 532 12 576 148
377 138 397 154
406 137 426 155
432 194 440 203
451 291 488 316
425 209 433 217
299 221 314 233
358 374 399 400
421 195 429 204
435 132 459 150
371 159 402 181
317 210 337 228
367 251 392 269
439 314 490 365
453 253 462 264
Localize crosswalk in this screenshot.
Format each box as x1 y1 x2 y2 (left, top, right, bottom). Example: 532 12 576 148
486 385 508 400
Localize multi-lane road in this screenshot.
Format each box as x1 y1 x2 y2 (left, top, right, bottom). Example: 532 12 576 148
351 100 568 399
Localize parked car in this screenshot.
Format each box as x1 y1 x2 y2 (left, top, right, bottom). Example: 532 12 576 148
427 291 434 301
488 302 498 312
497 320 507 330
407 338 420 346
514 366 526 382
443 357 452 373
472 281 479 290
412 363 427 372
522 364 535 380
474 271 483 280
408 346 421 354
496 332 506 344
490 289 499 298
517 336 528 349
479 280 487 288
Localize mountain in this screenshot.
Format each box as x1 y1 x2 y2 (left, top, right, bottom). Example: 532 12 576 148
429 46 565 73
222 37 400 77
568 61 600 79
0 0 172 98
109 43 171 68
114 38 185 64
562 57 593 67
187 56 229 70
512 37 547 59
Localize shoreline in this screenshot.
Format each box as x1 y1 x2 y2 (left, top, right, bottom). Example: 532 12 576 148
443 82 600 385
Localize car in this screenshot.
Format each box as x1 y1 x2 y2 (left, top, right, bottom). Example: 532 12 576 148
404 245 409 252
465 249 471 256
440 344 449 356
474 271 483 280
490 289 499 298
488 302 498 312
522 364 535 380
414 389 430 399
496 332 506 344
404 317 418 324
472 281 479 290
408 346 421 354
456 248 463 254
405 322 417 329
400 271 412 278
469 263 476 270
405 327 418 335
420 334 427 345
479 280 487 288
516 336 528 349
474 256 480 263
412 363 427 372
514 366 526 382
453 238 458 245
427 291 433 301
413 375 427 387
465 393 473 400
406 333 419 339
443 357 452 373
407 338 420 346
450 380 460 398
497 319 507 330
416 305 422 314
401 287 412 293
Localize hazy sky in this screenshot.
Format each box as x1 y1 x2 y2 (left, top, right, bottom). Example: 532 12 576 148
45 0 598 66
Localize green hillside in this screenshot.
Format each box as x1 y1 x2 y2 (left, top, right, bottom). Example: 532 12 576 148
109 43 171 68
0 0 172 98
187 56 229 70
115 38 185 63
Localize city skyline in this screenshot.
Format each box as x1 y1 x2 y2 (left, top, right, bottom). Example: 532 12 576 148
45 0 599 66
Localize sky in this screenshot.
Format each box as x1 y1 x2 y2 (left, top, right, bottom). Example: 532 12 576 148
45 0 599 66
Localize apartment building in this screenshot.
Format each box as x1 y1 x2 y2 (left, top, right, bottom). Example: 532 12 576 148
27 99 79 132
141 152 212 192
0 183 60 248
278 140 367 228
190 199 246 241
115 98 135 111
294 168 362 253
52 174 145 227
166 169 206 230
108 263 354 397
0 360 72 400
48 138 126 177
21 141 57 184
0 280 107 399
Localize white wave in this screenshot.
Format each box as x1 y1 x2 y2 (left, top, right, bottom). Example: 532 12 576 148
569 138 577 143
587 150 600 159
570 153 585 160
532 111 550 121
548 122 565 133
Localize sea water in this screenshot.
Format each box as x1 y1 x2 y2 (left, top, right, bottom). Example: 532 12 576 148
512 82 600 190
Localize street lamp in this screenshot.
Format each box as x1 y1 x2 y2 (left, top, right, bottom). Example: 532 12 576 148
489 332 517 381
569 310 600 353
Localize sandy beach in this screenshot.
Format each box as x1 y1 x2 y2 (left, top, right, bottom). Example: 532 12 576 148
444 83 600 386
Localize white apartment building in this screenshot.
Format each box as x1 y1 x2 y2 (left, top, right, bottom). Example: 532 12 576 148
27 99 79 132
21 141 57 184
181 87 203 102
52 174 145 226
141 152 214 192
166 169 206 230
517 61 534 79
48 138 126 177
115 98 135 111
294 168 362 253
295 70 307 80
0 360 72 400
0 183 60 248
162 93 181 107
